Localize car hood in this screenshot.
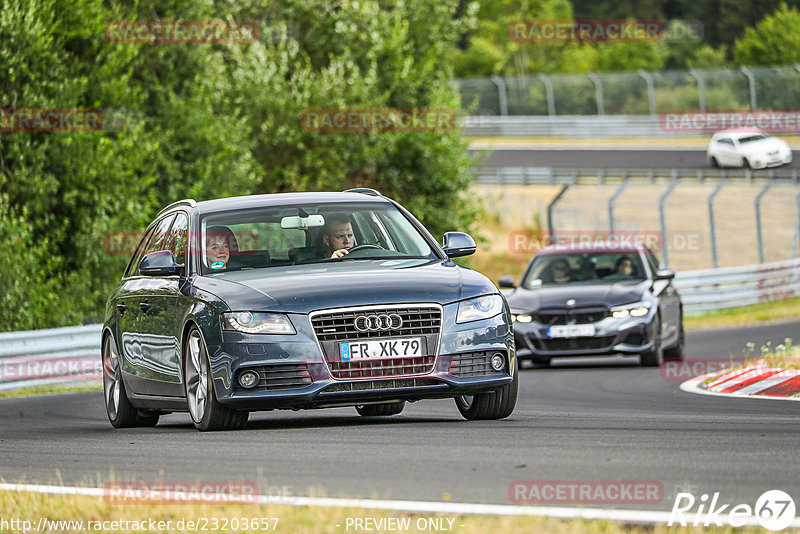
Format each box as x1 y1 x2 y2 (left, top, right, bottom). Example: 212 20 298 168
739 138 787 155
506 280 649 312
192 259 496 314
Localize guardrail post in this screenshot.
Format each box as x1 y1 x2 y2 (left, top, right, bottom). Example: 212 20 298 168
637 70 657 117
708 178 728 268
755 182 773 263
688 68 706 112
587 72 604 115
792 193 800 259
740 67 757 111
659 177 679 267
608 179 629 235
547 184 570 237
538 74 556 116
490 76 509 116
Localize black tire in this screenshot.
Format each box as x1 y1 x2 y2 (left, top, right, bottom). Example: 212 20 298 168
455 365 518 420
710 156 720 168
664 315 685 362
184 327 249 431
640 315 663 367
103 334 160 428
355 401 405 416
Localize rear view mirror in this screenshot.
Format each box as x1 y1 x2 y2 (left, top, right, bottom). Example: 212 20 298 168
281 214 325 230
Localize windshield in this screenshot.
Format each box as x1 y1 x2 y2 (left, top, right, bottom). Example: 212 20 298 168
738 134 769 143
522 252 646 288
199 202 437 275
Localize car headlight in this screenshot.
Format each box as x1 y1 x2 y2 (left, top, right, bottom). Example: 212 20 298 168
457 294 504 323
511 314 533 323
222 312 296 334
610 301 652 319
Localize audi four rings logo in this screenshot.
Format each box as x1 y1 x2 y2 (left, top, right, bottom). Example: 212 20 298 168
354 314 403 331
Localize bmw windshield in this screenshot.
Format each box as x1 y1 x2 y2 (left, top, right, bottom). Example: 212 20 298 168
200 202 438 275
522 252 646 288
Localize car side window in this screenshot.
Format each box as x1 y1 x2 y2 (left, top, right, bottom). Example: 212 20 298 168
166 212 189 265
718 137 734 146
131 215 176 276
124 226 155 278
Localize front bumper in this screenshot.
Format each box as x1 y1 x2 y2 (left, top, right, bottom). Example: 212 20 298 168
205 305 515 410
513 313 656 359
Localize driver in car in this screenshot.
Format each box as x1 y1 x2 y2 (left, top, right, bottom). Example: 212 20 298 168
322 214 356 258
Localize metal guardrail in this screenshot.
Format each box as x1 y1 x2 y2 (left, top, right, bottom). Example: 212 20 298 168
674 258 800 314
0 324 102 391
474 166 800 186
461 115 680 138
0 260 797 391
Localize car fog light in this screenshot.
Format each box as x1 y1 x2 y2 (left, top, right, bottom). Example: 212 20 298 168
238 370 259 389
490 353 505 371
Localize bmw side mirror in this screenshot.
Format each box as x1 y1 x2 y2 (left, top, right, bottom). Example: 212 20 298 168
655 268 676 281
442 232 476 258
498 275 516 288
139 250 184 277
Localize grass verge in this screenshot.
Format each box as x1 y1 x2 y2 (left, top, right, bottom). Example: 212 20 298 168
684 297 800 330
0 384 101 399
0 490 780 533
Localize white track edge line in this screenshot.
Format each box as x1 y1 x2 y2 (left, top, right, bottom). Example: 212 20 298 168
2 483 800 528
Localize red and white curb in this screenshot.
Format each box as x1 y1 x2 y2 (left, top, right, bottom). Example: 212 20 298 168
680 362 800 401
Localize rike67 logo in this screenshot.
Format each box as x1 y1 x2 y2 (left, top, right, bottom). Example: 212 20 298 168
669 490 796 530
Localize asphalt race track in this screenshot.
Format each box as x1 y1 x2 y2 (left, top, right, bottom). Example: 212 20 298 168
472 149 800 170
1 320 799 512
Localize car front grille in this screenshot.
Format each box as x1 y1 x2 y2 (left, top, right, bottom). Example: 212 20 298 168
450 351 507 378
534 307 609 325
531 335 616 352
310 305 441 379
324 377 441 392
235 364 313 392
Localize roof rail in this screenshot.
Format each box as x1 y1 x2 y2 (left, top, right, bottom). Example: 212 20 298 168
157 199 197 216
344 188 382 196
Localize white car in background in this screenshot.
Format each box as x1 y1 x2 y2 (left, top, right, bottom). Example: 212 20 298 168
707 128 792 169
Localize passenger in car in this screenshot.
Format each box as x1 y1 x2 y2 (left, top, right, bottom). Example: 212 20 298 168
605 256 634 279
549 259 572 284
322 214 356 259
205 226 238 270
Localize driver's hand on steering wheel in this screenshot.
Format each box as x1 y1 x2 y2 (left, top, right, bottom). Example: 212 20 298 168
330 248 350 259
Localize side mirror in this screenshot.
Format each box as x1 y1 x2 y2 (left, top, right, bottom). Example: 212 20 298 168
442 232 476 258
498 275 516 288
655 268 676 281
139 250 184 277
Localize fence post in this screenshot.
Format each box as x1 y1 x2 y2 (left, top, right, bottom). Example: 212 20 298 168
608 179 629 235
587 72 604 115
740 67 757 111
547 184 570 237
755 182 773 263
538 74 556 116
638 70 656 117
708 177 728 268
688 68 706 112
792 193 800 259
490 76 508 116
659 176 679 268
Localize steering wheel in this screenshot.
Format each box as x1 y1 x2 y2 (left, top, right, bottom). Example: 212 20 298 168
347 244 383 253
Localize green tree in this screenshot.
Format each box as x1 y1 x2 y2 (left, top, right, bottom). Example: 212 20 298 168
733 3 800 65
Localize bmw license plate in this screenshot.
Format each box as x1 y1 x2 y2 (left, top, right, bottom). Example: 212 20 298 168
547 324 596 338
340 337 423 361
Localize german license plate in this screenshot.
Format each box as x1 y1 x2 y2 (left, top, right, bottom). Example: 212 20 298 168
339 338 423 361
547 324 596 338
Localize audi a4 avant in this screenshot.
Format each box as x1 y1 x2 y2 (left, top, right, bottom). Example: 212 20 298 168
499 241 684 368
102 189 516 431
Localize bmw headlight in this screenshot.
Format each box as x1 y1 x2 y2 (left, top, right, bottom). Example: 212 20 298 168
222 312 296 334
457 294 504 323
610 301 652 319
510 313 532 323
